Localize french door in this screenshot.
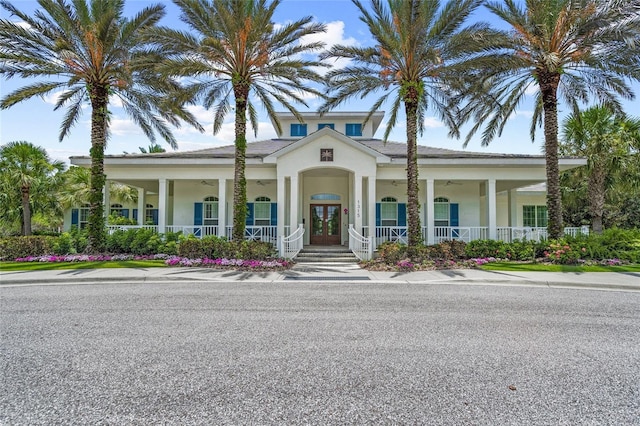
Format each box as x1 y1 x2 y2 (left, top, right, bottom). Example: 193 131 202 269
310 204 341 245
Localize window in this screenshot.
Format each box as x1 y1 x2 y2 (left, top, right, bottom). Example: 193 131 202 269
345 123 362 136
110 203 124 217
434 197 450 226
523 205 548 227
290 123 307 137
145 204 155 224
311 193 340 201
318 123 335 130
79 204 89 229
254 196 271 226
203 196 219 225
381 196 398 226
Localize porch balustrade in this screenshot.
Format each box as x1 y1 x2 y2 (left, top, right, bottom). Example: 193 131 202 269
107 225 158 235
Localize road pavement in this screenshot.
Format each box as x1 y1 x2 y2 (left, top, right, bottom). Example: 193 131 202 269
1 278 640 424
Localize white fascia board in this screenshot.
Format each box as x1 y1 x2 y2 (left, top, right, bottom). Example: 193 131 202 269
416 157 585 168
70 157 263 167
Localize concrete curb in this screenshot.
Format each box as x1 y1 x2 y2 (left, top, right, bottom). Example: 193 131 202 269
2 274 639 292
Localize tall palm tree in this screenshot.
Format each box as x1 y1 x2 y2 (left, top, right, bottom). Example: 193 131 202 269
561 106 640 233
147 0 327 241
0 0 202 252
458 0 640 239
0 141 65 235
319 0 497 255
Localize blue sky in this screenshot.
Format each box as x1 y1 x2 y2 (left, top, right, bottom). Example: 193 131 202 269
1 0 639 164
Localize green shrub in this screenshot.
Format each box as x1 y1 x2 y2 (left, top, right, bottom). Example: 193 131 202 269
176 236 276 260
0 236 57 260
375 241 407 263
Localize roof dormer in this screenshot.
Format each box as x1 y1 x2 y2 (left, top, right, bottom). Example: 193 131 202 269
270 111 385 139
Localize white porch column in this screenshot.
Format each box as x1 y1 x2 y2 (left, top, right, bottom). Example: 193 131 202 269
487 179 497 240
426 179 435 245
354 172 363 232
277 175 286 237
367 176 376 238
508 189 518 227
104 180 110 220
158 178 168 234
290 175 298 231
218 179 226 236
137 187 145 225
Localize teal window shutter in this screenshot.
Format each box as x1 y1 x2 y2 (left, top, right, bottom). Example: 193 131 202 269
345 123 362 136
397 203 407 226
151 209 159 225
122 209 129 218
270 203 277 226
71 209 79 227
450 203 459 226
246 203 254 226
375 203 381 226
132 209 138 221
194 202 203 225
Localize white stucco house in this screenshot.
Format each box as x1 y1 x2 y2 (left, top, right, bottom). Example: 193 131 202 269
66 111 586 259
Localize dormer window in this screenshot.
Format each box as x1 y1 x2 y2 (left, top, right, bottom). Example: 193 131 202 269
345 123 362 136
290 123 307 137
318 123 335 130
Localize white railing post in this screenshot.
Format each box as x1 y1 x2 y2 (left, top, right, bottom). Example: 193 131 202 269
281 224 304 259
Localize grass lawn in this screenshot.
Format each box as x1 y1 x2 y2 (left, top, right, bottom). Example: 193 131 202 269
479 262 640 273
0 260 168 272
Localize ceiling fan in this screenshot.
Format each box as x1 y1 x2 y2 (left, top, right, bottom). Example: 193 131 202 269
445 180 462 186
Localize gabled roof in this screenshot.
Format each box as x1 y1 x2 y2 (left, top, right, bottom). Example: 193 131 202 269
89 136 541 161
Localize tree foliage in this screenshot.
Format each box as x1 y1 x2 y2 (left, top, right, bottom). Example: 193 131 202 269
0 0 202 251
561 106 640 231
320 0 498 255
147 0 327 240
457 0 640 239
0 141 65 236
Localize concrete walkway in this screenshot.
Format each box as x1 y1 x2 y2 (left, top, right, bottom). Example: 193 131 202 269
1 264 639 292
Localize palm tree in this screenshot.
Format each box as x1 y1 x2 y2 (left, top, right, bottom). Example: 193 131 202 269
0 0 202 252
458 0 640 239
139 143 166 153
561 106 640 233
0 141 65 235
319 0 497 255
147 0 327 241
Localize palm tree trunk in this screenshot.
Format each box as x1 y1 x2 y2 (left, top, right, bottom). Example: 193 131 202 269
588 165 606 233
21 185 31 236
404 85 422 257
232 82 249 241
539 73 563 240
87 84 109 253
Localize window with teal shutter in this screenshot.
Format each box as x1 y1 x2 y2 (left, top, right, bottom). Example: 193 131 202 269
290 123 307 137
270 203 277 226
345 123 362 136
245 203 255 226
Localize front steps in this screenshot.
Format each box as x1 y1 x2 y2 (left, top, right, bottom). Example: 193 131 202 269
292 246 361 271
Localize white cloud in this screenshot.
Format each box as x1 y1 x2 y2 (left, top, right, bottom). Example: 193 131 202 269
109 117 144 136
43 91 64 106
301 20 359 74
186 105 215 123
424 117 445 128
524 83 538 96
509 110 534 120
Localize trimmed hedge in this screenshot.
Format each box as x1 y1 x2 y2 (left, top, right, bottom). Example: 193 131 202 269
177 235 276 260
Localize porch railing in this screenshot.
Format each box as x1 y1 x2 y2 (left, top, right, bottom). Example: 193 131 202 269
280 224 304 259
225 225 278 245
349 224 373 261
165 225 219 238
107 225 158 235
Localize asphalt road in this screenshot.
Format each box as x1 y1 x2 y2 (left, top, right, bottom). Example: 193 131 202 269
2 281 639 425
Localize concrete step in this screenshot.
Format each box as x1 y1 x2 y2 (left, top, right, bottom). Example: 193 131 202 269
295 256 359 263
